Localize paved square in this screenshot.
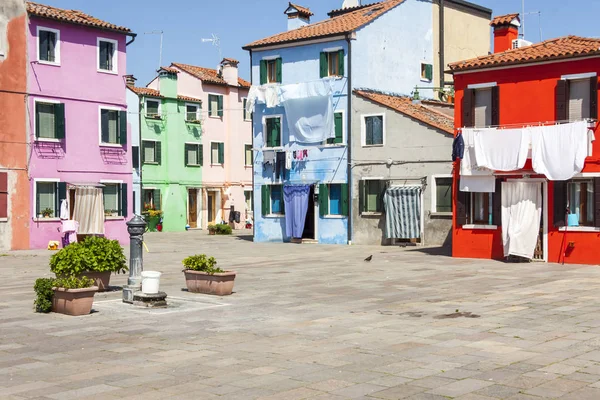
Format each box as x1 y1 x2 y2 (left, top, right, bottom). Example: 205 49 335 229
2 231 600 399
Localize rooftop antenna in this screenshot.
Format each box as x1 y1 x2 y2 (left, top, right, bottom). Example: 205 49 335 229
201 34 222 70
144 30 164 70
525 11 542 41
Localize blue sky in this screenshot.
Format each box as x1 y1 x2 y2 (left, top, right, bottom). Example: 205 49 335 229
40 0 600 85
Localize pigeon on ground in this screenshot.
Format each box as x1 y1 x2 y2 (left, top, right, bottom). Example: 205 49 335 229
364 255 373 262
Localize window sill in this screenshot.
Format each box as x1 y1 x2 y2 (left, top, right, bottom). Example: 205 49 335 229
100 143 124 148
33 218 60 222
263 147 283 151
244 119 252 122
322 143 346 148
245 165 253 168
0 218 7 223
143 162 159 165
462 224 498 230
431 212 453 217
186 164 201 168
209 115 223 119
146 116 163 121
37 60 60 67
35 138 61 143
558 226 600 232
105 216 124 221
97 69 118 75
361 212 383 217
362 144 384 148
420 78 433 83
185 121 201 125
265 214 284 218
210 163 224 167
324 215 346 219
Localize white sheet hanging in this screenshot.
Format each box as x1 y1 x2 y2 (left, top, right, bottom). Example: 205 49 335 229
531 121 588 181
501 181 542 259
460 175 496 193
474 128 530 171
460 128 494 176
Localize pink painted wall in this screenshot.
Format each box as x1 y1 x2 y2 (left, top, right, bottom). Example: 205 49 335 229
27 17 132 249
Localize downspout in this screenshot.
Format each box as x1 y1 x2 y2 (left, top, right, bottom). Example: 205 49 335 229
249 49 255 239
126 33 137 47
346 34 352 245
138 95 143 215
439 0 445 100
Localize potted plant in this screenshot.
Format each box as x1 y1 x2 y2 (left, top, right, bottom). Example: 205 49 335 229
215 223 232 235
42 208 54 218
182 254 236 296
143 206 163 232
207 224 217 235
52 276 98 316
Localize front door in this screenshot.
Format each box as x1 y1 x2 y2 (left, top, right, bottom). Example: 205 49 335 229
188 189 198 228
302 185 315 239
207 192 216 224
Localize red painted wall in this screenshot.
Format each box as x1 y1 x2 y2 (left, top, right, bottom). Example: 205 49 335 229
453 57 600 265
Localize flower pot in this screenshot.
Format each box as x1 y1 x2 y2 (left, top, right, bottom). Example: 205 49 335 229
79 271 111 292
184 270 236 296
147 216 160 232
52 286 98 316
209 231 216 235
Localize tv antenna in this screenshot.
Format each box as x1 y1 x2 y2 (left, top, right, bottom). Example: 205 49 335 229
201 34 222 66
144 30 164 70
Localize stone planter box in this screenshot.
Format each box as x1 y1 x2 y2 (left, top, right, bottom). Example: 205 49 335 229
184 270 236 296
52 287 98 316
79 271 111 292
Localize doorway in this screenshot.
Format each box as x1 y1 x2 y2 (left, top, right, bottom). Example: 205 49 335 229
188 189 198 228
302 185 315 239
207 191 216 224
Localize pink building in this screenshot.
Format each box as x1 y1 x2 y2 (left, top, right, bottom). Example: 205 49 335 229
26 3 136 248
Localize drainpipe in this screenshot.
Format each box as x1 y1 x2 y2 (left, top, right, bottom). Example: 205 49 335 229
346 34 353 245
126 33 137 47
138 95 143 214
249 49 255 239
439 0 445 100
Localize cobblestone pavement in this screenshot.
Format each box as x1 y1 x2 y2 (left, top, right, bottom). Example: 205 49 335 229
2 231 600 399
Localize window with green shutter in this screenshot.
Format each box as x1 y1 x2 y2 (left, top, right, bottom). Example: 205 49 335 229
320 50 345 78
102 183 127 217
101 109 126 145
211 142 225 164
327 112 343 144
263 59 281 84
265 117 281 148
185 143 202 167
421 63 433 81
360 179 386 214
245 144 253 166
208 94 223 117
320 183 348 217
142 140 160 164
35 101 65 140
36 181 58 218
261 185 284 216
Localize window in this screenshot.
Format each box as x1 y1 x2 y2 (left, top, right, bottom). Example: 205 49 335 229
244 144 253 167
457 179 502 227
208 94 223 117
211 142 224 165
35 181 65 218
143 189 161 211
186 104 200 122
100 109 126 145
261 184 284 216
243 98 251 121
320 50 344 78
264 117 282 148
363 115 384 146
260 58 282 84
35 101 65 140
470 192 493 225
474 88 492 128
463 85 499 128
421 63 433 81
0 172 8 219
98 38 117 72
360 179 387 214
142 140 161 164
319 183 348 216
432 176 452 214
327 112 344 145
145 99 161 119
38 27 59 64
567 179 595 227
185 143 203 167
102 183 127 218
244 190 253 212
132 145 139 169
569 79 592 121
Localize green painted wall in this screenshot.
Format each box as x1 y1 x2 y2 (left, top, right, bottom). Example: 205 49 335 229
140 73 203 232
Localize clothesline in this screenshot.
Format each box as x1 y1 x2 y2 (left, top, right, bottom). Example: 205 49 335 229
458 118 596 131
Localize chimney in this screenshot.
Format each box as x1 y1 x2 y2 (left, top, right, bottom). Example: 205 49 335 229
220 58 239 86
125 74 137 86
284 2 313 31
157 67 178 98
490 13 521 53
342 0 360 8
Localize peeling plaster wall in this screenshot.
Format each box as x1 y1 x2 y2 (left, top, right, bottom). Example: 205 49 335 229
0 0 25 61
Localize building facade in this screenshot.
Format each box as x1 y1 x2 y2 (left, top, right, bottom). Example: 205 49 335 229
126 77 142 215
449 14 600 265
26 3 135 248
0 0 28 250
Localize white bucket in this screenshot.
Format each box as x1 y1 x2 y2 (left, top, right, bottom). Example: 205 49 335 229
141 271 162 294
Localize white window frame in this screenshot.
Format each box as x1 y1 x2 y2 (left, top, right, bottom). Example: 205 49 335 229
100 179 124 219
141 139 159 164
361 113 386 147
36 26 60 66
145 98 162 119
207 93 223 118
98 105 123 147
360 177 386 216
142 187 157 210
210 141 224 166
185 103 200 122
431 174 453 216
244 143 253 167
244 189 253 212
242 98 251 121
33 178 60 221
33 98 62 142
325 50 342 77
324 110 345 146
97 37 118 74
467 82 497 89
262 114 284 149
185 142 202 167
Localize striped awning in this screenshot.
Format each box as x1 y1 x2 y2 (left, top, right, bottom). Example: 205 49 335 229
384 186 422 239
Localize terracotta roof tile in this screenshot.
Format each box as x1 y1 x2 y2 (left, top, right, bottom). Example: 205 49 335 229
127 86 163 98
288 3 314 17
158 66 179 74
448 35 600 72
26 2 131 34
221 57 240 65
327 2 377 18
490 13 520 27
177 95 202 103
171 62 251 88
244 0 404 49
355 90 454 134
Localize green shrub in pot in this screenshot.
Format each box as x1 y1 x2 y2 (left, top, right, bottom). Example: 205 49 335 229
53 276 96 289
81 236 128 274
49 242 92 277
215 224 232 235
182 254 223 274
34 278 55 313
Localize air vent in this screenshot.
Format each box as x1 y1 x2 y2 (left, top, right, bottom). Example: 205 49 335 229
512 39 532 49
363 6 384 17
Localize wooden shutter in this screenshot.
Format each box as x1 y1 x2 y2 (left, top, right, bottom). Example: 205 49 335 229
328 113 343 144
456 189 469 226
0 172 7 218
261 185 270 216
341 183 349 216
320 52 328 78
156 141 162 165
595 177 600 227
35 103 40 138
58 182 67 206
119 110 127 145
198 144 203 166
120 183 128 218
260 60 267 85
276 58 282 83
359 180 365 214
338 49 345 76
132 146 139 169
184 143 189 166
556 79 569 121
491 86 500 126
553 181 567 227
217 96 223 117
153 189 161 210
100 109 109 143
492 178 502 226
265 118 273 147
273 118 281 147
378 180 387 213
425 64 433 81
590 76 598 120
462 89 475 128
319 184 329 217
55 103 65 139
218 142 224 164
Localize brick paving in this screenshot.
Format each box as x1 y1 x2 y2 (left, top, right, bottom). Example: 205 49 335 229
2 231 600 399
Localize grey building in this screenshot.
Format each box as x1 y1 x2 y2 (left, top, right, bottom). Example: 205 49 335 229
351 90 454 246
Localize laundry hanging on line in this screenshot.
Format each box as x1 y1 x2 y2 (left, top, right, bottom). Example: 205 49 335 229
473 127 530 171
501 181 542 259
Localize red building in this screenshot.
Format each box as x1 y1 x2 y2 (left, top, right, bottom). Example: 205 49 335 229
448 14 600 265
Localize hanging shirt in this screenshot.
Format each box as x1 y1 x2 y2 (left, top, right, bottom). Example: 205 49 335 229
285 151 292 169
60 199 69 220
452 133 464 162
473 127 530 171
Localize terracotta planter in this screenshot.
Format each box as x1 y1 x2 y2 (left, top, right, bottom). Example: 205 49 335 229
208 230 216 235
184 270 236 296
79 271 111 292
52 287 98 316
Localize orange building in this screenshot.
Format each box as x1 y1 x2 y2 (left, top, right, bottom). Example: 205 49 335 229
449 14 600 265
0 2 29 250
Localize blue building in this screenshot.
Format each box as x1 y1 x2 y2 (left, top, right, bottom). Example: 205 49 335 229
126 77 141 215
243 0 491 244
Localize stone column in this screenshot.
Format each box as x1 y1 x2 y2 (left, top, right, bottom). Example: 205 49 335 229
123 215 147 303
